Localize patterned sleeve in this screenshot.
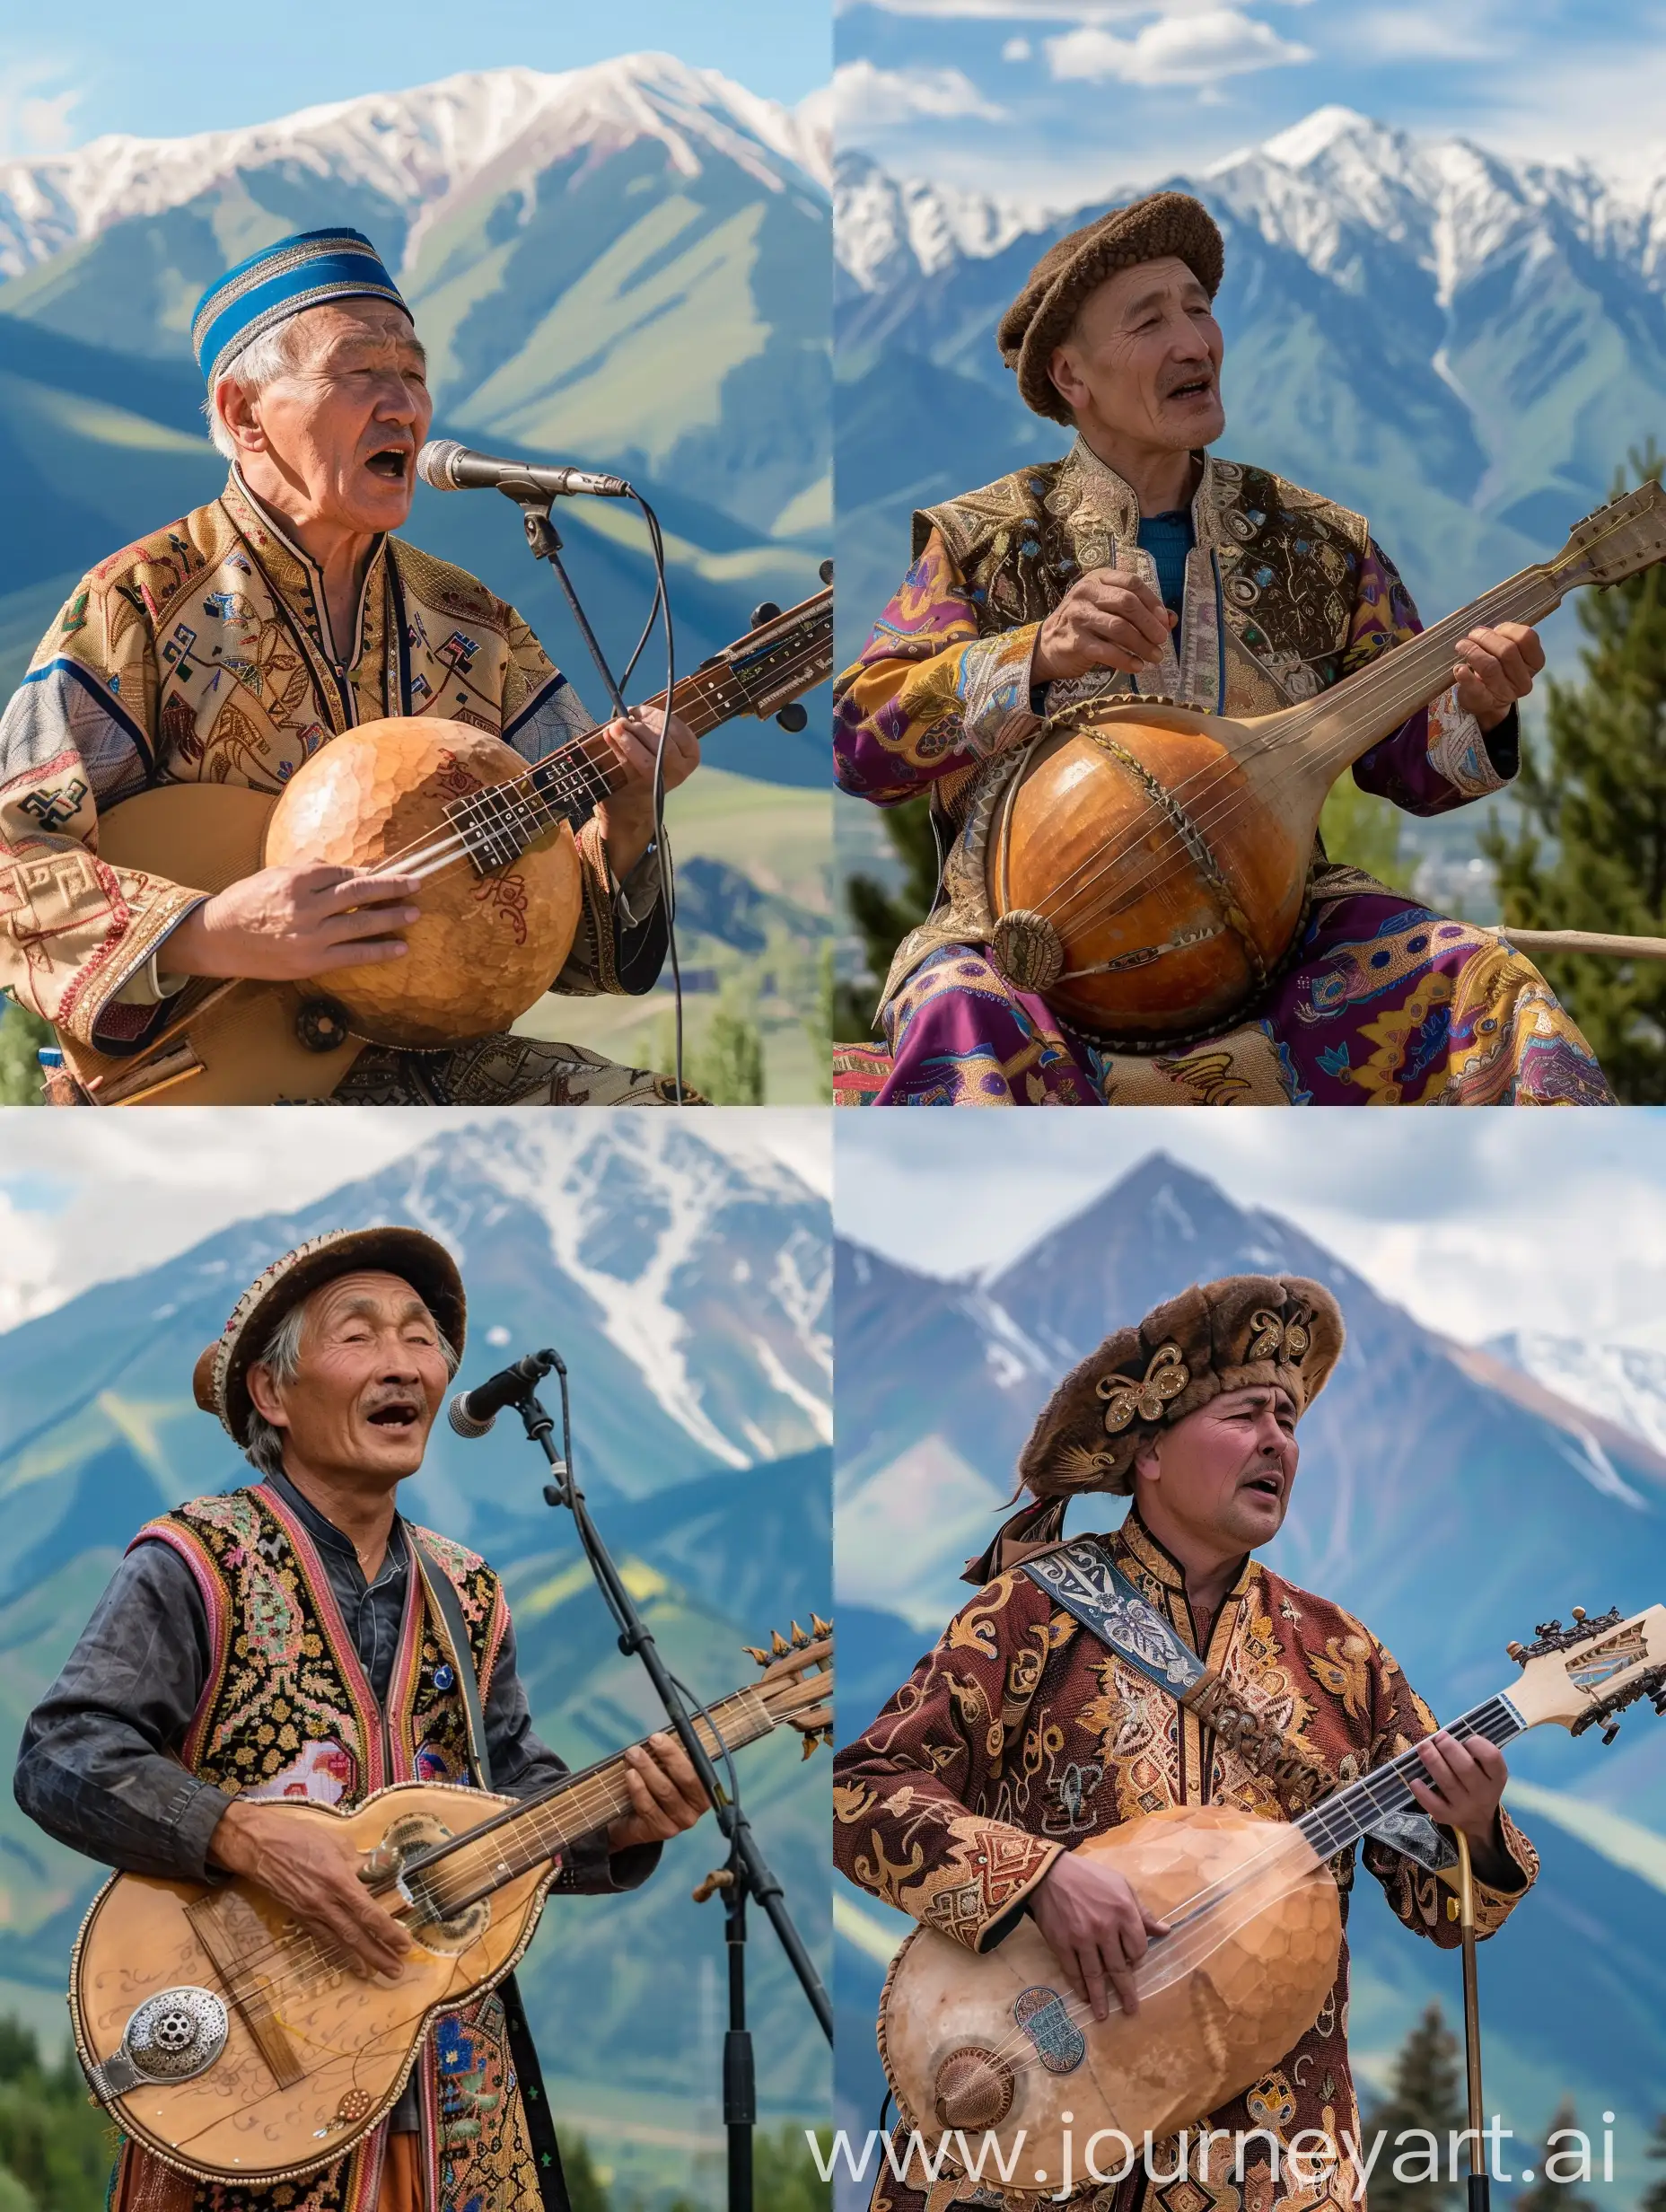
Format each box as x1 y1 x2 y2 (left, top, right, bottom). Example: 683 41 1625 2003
832 531 1045 804
1358 1631 1537 1947
497 601 666 997
0 574 207 1052
832 1570 1066 1953
1344 539 1520 818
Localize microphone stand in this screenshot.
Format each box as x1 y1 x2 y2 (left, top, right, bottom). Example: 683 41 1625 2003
502 1352 833 2212
501 488 630 720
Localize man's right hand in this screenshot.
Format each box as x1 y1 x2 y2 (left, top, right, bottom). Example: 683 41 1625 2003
208 1799 412 1980
1030 569 1175 685
1028 1850 1170 2022
166 864 423 982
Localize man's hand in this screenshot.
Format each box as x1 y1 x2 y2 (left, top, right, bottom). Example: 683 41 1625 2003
1452 621 1545 733
592 709 700 880
1407 1731 1510 1856
208 1799 412 1981
1027 1851 1171 2023
166 863 423 981
605 1732 711 1854
1030 569 1175 686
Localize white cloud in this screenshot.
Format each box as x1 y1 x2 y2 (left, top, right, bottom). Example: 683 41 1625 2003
842 0 1316 13
0 61 81 158
833 58 1007 127
1004 35 1035 57
1046 9 1313 84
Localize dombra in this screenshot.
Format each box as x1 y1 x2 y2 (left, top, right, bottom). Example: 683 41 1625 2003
986 483 1666 1048
879 1601 1666 2202
70 1623 832 2186
54 586 832 1105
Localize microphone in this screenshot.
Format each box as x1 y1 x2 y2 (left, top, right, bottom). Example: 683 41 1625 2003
416 439 630 501
447 1350 559 1438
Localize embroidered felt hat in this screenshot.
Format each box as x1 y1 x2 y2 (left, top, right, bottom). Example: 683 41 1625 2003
964 1274 1342 1584
997 190 1225 424
193 1226 467 1444
191 226 410 387
1020 1272 1343 1499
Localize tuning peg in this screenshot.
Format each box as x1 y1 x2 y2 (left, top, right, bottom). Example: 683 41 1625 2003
819 557 834 584
801 1734 818 1760
1602 1720 1623 1745
811 1613 832 1637
790 1620 811 1648
742 1645 770 1668
751 601 783 628
1573 1607 1588 1621
1507 1641 1527 1664
776 703 808 733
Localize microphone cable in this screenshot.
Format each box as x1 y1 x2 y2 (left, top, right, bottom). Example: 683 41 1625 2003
624 487 683 1103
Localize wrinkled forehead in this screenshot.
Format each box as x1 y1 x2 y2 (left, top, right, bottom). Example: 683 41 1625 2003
284 298 425 373
1081 253 1214 329
298 1268 434 1336
1207 1382 1299 1421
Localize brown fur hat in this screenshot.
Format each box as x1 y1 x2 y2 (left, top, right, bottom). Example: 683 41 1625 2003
996 189 1224 423
1017 1273 1344 1502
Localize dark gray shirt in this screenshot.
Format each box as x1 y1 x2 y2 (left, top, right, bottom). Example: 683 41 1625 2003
13 1470 655 1898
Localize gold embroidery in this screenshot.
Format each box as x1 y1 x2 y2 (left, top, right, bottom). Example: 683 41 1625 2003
1098 1341 1189 1432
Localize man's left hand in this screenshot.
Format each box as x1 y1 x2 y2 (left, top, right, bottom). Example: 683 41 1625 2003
593 709 700 879
1452 621 1545 733
606 1731 711 1854
1406 1729 1508 1852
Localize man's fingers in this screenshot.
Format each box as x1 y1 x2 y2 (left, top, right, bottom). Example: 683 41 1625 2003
311 936 409 969
316 870 425 909
1106 1962 1139 2020
1079 1944 1112 2023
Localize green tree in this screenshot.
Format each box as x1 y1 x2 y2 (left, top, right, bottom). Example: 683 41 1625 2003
1319 776 1416 893
835 794 939 1041
1360 2003 1464 2212
696 979 766 1104
0 999 50 1107
560 2135 612 2212
1482 445 1666 1099
0 2018 117 2212
1513 2100 1599 2212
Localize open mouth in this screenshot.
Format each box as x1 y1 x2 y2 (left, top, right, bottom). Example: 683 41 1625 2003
365 448 409 482
1243 1472 1283 1498
1166 377 1214 404
367 1399 421 1431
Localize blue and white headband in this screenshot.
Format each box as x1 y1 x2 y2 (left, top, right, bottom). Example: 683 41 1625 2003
191 226 409 386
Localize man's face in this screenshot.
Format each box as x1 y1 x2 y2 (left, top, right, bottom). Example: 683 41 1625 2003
1048 255 1225 456
248 1269 451 1488
1134 1383 1299 1554
223 300 432 535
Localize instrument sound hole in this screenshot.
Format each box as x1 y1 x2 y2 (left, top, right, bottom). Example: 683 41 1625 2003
933 2045 1015 2130
295 996 353 1054
380 1814 490 1953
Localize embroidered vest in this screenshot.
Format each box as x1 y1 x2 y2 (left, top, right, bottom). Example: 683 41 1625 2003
115 1486 541 2212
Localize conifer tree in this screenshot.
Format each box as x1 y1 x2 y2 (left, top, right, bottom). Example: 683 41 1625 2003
1640 2111 1666 2212
835 794 939 1040
1513 2099 1598 2212
1360 2003 1464 2212
1483 447 1666 1100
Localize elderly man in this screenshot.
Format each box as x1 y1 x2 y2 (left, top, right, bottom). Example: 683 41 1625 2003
834 1272 1537 2212
0 226 700 1105
15 1225 710 2212
834 192 1610 1104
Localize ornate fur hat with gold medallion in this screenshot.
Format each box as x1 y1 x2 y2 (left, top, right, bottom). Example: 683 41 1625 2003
1019 1272 1344 1501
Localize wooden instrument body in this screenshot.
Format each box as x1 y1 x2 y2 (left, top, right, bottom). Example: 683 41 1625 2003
69 1780 552 2186
56 720 581 1104
880 1806 1339 2194
987 701 1322 1046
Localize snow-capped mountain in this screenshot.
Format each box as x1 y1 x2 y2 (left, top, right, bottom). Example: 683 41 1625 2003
0 53 829 281
834 107 1666 656
1488 1329 1666 1464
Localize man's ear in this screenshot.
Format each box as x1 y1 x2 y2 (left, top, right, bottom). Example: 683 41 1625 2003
215 376 268 458
1048 341 1089 415
245 1361 291 1432
1131 1431 1162 1488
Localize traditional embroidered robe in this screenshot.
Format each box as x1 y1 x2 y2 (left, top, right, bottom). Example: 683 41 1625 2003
0 473 671 1101
110 1484 567 2212
832 442 1610 1106
832 1514 1537 2212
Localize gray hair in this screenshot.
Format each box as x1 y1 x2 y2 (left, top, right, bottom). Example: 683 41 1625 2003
242 1287 460 1479
203 316 317 461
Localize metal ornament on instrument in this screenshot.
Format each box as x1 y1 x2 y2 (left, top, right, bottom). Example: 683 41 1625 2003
87 1988 229 2100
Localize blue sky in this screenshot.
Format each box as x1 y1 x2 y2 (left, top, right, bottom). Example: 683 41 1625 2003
0 0 829 159
833 1112 1666 1350
835 0 1666 201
